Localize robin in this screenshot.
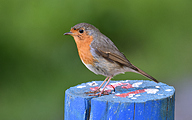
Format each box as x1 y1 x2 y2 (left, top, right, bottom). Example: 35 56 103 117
64 23 159 96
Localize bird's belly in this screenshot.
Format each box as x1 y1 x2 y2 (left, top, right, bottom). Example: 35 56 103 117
82 61 113 77
82 56 132 77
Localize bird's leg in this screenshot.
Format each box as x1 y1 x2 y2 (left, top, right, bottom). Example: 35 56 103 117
90 77 112 96
98 77 112 96
85 77 109 94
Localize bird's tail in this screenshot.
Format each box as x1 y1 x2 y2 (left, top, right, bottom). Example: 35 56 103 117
131 65 159 83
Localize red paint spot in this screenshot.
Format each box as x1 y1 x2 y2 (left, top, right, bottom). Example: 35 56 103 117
121 83 133 89
109 85 115 92
90 87 99 91
115 89 146 98
110 85 115 90
106 82 127 88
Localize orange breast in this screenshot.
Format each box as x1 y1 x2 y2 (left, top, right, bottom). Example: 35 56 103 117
73 35 95 65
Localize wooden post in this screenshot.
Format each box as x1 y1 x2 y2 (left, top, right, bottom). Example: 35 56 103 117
64 80 175 120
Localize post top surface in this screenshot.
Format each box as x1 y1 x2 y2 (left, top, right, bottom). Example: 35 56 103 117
66 80 175 103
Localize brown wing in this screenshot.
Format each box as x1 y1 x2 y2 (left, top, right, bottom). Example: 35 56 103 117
95 48 138 71
91 34 138 71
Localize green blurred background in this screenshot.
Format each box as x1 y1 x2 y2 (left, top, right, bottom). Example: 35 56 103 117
1 0 192 120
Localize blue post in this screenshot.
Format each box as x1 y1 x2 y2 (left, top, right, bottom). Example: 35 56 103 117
64 80 175 120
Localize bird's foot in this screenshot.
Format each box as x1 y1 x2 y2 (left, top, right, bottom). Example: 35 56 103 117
85 89 100 94
87 90 110 97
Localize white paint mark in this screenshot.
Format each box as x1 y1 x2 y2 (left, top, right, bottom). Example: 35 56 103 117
165 89 172 92
115 93 120 95
155 86 160 88
77 85 86 88
132 82 143 87
131 97 137 99
145 89 159 94
135 94 141 97
158 94 163 95
86 81 98 86
121 80 130 82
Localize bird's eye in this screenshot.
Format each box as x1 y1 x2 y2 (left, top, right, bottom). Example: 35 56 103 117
73 28 76 30
79 29 84 33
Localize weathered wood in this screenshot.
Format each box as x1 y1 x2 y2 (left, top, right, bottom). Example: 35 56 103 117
64 80 175 120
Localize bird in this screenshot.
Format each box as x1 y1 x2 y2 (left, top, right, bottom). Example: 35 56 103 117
64 23 159 96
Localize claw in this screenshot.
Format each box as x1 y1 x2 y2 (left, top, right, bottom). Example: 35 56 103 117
85 89 100 94
87 90 110 96
85 77 113 97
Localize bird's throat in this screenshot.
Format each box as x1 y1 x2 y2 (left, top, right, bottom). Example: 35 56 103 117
73 35 95 65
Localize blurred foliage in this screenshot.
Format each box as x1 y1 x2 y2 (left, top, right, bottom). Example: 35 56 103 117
0 0 192 120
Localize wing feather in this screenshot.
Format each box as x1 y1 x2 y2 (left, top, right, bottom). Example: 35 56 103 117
95 48 138 71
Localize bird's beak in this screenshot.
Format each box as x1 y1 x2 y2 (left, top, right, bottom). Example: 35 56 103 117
64 32 73 35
